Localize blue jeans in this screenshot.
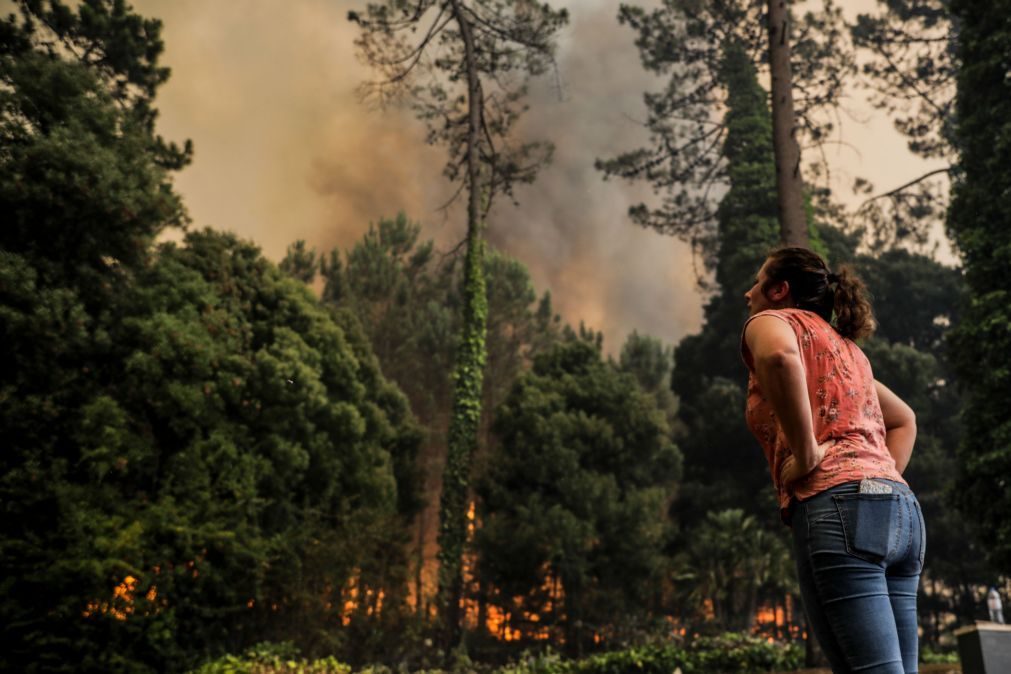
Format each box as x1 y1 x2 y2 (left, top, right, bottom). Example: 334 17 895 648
791 480 926 673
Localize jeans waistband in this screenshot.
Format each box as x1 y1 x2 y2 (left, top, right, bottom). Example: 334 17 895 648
804 479 914 500
784 479 914 525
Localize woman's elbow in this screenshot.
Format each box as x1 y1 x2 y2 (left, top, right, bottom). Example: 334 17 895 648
893 408 917 440
902 404 917 433
755 349 799 371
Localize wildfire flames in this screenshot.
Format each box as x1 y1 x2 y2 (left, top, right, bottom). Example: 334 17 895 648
83 575 158 621
82 504 799 646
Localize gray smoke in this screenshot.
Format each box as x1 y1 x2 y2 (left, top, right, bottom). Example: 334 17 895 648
141 0 946 355
142 0 703 355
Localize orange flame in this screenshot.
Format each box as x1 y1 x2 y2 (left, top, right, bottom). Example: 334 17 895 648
83 575 159 621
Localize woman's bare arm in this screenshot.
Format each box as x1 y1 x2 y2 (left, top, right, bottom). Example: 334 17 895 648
874 380 916 473
745 315 823 476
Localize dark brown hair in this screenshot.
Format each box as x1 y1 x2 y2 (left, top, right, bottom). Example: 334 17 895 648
762 247 875 340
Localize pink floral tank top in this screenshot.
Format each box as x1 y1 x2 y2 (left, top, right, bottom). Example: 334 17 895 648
740 308 906 515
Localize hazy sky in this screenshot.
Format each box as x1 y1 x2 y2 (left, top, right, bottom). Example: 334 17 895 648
139 0 949 353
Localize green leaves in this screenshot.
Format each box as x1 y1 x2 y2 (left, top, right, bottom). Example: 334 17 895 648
437 224 489 642
946 0 1011 572
2 212 424 670
599 1 851 268
852 0 955 162
192 642 352 674
478 339 681 650
668 40 779 530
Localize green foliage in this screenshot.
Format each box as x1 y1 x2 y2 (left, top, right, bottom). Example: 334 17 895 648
438 224 489 639
302 213 561 632
713 41 782 297
856 249 965 355
2 224 424 671
920 648 960 665
946 0 1011 571
851 0 955 162
281 241 320 285
193 642 352 674
669 40 781 531
315 214 454 425
491 636 799 674
1 3 191 670
190 636 801 674
478 338 681 652
849 1 954 252
673 511 793 632
0 1 188 293
597 0 851 269
618 331 681 435
686 633 802 673
1 15 427 666
565 645 689 674
619 331 673 394
306 212 560 458
351 1 568 646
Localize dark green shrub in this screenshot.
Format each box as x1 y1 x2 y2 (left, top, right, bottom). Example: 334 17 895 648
192 642 352 674
569 645 690 674
687 633 802 672
188 633 801 674
498 636 800 674
920 648 959 665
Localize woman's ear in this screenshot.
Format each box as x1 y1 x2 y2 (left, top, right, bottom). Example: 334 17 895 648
768 280 790 303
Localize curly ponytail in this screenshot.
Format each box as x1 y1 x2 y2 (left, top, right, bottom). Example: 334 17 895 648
830 265 875 341
763 247 876 341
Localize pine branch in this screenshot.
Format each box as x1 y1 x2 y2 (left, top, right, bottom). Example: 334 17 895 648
856 167 951 212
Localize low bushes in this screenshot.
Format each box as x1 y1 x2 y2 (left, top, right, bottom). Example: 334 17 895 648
191 634 802 674
192 642 351 674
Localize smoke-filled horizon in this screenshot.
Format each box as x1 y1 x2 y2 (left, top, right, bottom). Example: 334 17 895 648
144 0 946 354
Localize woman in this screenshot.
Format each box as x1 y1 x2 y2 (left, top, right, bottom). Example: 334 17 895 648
740 247 925 674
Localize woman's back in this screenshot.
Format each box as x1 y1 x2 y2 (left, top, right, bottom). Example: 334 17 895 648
741 308 906 513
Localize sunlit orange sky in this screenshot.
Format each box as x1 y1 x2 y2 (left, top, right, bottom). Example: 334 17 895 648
137 0 950 353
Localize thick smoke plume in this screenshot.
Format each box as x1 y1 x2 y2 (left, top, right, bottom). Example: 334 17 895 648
146 0 702 352
144 0 942 351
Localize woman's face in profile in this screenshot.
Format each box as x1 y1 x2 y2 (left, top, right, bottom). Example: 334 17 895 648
745 259 789 317
745 261 772 317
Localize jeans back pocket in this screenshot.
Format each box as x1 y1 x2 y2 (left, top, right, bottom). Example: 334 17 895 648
833 493 900 564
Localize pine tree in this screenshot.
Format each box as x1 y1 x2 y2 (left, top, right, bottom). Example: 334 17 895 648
849 0 955 249
0 3 422 668
348 1 567 649
597 0 851 267
946 0 1011 571
477 337 681 654
670 41 781 527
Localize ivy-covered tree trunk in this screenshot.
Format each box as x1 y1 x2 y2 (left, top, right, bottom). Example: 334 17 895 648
436 0 489 652
436 231 487 650
349 0 565 646
766 0 809 246
947 0 1011 571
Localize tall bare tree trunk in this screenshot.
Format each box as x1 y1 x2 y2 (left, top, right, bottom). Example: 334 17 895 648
767 0 809 247
437 0 489 655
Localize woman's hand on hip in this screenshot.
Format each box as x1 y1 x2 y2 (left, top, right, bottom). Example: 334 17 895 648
780 439 836 486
